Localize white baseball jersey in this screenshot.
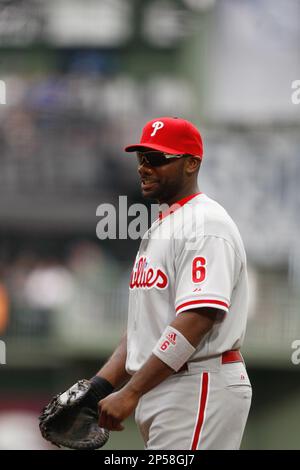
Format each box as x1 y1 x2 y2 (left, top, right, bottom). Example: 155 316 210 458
125 192 249 375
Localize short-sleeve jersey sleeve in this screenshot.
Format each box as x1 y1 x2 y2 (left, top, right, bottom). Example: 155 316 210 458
174 235 241 315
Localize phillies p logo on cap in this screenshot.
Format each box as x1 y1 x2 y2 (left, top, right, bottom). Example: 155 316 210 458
151 121 164 137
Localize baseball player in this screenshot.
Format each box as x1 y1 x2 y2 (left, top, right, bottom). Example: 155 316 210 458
96 117 252 450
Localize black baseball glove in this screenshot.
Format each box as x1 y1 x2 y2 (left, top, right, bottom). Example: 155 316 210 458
39 376 114 450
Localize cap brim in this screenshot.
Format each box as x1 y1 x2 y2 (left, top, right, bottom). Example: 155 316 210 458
124 143 184 154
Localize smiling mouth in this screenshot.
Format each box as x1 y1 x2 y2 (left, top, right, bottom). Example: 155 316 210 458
141 181 159 193
141 179 158 186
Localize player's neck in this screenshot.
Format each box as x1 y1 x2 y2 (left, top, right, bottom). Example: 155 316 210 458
158 184 200 207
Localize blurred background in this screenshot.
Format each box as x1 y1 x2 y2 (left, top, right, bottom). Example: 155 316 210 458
0 0 300 450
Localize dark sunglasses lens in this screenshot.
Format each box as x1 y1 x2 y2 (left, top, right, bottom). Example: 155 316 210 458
137 152 167 167
148 153 167 167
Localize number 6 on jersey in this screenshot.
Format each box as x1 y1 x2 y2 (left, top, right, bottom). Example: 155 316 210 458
192 256 206 283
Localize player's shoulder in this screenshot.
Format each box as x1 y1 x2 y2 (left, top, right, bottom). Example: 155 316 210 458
191 193 244 245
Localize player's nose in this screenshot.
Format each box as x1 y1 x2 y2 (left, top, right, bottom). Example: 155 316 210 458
138 162 154 177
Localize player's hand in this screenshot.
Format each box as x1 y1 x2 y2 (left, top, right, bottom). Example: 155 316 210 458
98 388 140 431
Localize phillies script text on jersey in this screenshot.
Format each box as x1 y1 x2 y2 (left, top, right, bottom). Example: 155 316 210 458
129 256 168 290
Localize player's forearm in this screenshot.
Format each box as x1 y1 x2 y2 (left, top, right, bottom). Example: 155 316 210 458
120 309 218 398
122 354 174 398
95 332 131 389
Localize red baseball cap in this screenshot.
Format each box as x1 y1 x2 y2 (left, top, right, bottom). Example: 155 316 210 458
124 116 203 159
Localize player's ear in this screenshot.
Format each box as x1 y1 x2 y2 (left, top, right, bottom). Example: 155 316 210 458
185 156 201 176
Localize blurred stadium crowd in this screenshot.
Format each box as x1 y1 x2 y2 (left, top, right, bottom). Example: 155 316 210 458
0 74 191 195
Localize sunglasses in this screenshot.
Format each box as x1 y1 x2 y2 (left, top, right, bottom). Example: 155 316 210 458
137 151 187 168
